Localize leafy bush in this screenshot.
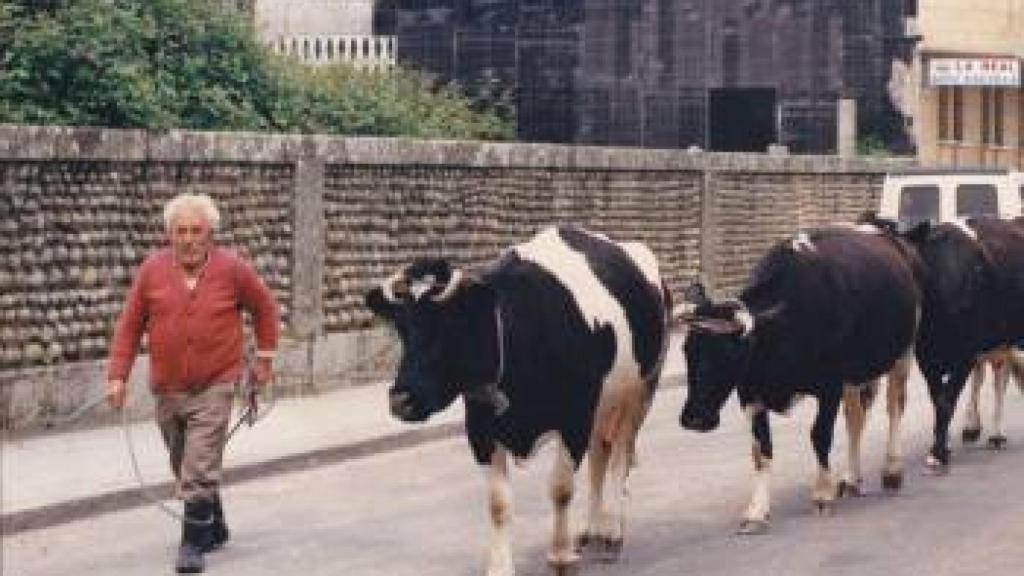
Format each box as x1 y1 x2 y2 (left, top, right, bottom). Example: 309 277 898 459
0 0 512 139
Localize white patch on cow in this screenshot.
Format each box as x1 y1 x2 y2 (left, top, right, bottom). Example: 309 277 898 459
952 219 978 241
791 232 816 253
744 457 772 523
485 447 514 576
734 307 755 337
618 241 663 292
781 393 807 415
513 227 646 406
853 223 883 234
834 222 882 234
409 274 436 299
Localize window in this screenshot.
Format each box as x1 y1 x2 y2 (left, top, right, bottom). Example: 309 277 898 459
956 184 998 218
982 87 991 145
952 86 964 141
938 86 949 140
899 185 940 225
993 89 1004 146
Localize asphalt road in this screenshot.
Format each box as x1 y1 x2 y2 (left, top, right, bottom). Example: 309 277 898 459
5 375 1024 576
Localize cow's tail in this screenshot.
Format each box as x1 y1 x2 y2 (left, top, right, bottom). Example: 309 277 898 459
644 282 674 391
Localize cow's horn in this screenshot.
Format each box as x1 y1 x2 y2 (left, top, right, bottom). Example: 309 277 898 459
672 302 698 321
431 268 466 302
382 270 409 303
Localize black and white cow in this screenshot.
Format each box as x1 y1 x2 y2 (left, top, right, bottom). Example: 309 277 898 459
678 224 920 533
365 225 671 576
895 216 1024 467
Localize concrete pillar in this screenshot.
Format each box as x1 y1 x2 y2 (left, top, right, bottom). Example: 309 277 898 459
837 98 857 157
290 158 325 340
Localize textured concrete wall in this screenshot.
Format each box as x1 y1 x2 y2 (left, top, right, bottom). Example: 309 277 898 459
0 126 911 431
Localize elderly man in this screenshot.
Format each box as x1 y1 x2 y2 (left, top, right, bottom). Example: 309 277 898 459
106 193 279 573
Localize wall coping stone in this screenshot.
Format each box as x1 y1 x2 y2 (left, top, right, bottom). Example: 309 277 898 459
0 124 916 173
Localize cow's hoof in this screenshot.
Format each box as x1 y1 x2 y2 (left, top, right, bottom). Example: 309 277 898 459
736 518 769 535
837 479 863 498
547 551 580 576
814 501 836 517
881 472 904 492
550 563 579 576
962 427 982 443
923 453 949 476
594 537 623 563
987 435 1008 450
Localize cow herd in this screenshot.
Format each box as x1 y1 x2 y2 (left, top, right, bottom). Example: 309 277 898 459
365 217 1024 576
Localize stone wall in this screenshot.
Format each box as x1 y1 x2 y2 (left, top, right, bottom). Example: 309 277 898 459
0 126 912 431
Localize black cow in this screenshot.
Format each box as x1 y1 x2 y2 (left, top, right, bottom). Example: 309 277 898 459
365 225 671 575
678 225 920 533
897 216 1024 468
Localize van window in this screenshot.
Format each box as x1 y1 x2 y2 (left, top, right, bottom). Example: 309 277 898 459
898 185 940 224
956 184 998 218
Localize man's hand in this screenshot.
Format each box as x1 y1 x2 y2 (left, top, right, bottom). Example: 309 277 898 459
106 380 127 409
253 357 273 386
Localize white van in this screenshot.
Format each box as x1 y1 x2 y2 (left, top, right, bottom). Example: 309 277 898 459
879 169 1024 225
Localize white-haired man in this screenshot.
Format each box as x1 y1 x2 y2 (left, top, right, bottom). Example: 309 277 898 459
106 193 279 573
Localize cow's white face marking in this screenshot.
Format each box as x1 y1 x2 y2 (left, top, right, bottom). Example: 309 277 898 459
952 220 978 241
791 232 816 252
410 275 436 299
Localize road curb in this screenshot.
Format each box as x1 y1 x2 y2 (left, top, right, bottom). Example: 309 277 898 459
2 421 464 536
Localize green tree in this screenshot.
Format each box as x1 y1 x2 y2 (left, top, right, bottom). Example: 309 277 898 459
0 0 512 139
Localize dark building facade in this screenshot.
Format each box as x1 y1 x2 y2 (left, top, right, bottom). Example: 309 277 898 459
376 1 914 153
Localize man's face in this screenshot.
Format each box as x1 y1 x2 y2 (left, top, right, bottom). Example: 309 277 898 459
168 207 213 270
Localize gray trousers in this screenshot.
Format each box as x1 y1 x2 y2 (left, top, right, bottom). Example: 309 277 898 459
155 382 235 502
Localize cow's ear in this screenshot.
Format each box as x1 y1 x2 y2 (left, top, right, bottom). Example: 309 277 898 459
901 221 932 242
365 287 400 321
683 281 710 306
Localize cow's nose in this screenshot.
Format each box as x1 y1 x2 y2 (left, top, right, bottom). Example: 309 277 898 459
680 410 719 432
389 391 413 419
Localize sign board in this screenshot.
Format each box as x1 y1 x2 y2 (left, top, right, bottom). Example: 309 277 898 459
928 57 1021 87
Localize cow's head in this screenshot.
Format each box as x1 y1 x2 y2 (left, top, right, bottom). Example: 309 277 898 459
677 282 760 432
365 258 497 422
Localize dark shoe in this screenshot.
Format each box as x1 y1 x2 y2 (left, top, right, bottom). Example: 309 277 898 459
176 500 213 573
175 542 205 574
207 494 230 552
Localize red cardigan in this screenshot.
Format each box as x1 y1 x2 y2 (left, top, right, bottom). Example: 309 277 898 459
107 247 280 394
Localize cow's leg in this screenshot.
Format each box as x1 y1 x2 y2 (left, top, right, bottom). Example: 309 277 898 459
988 356 1010 449
962 360 985 444
925 363 972 470
594 404 643 561
839 382 875 497
576 434 610 552
882 357 910 491
486 446 514 576
810 390 841 515
738 409 772 535
547 441 579 574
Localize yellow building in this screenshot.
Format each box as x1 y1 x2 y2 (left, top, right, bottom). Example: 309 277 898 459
911 0 1024 168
